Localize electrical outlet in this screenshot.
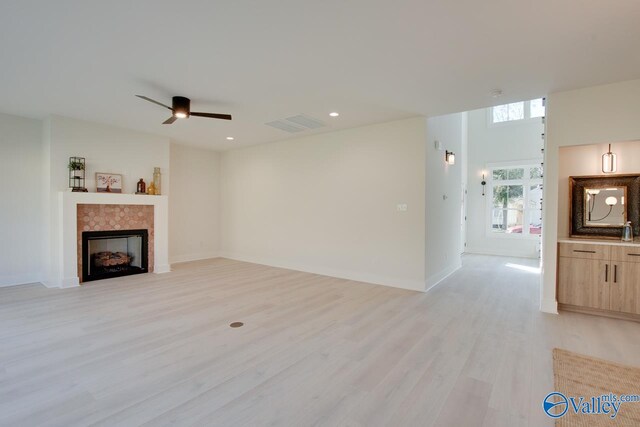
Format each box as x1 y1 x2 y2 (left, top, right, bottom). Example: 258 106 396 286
397 204 408 212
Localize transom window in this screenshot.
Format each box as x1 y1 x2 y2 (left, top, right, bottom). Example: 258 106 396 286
491 98 545 124
488 164 542 237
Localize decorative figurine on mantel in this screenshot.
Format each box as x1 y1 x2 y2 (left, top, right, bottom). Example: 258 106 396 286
136 178 146 194
68 157 88 192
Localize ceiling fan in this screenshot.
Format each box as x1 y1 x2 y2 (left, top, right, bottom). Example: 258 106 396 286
136 95 232 124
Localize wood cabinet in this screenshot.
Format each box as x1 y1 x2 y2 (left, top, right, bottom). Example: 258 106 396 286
558 241 640 319
610 262 640 314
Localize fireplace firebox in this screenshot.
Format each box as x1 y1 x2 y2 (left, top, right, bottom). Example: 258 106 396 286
82 229 148 282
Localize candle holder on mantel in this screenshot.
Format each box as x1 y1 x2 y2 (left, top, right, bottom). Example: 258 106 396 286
68 157 88 192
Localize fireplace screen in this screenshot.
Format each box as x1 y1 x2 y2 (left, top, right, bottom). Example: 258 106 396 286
82 229 148 282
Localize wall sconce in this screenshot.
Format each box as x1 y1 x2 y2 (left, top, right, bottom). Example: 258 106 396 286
602 144 617 173
481 172 487 196
445 150 455 165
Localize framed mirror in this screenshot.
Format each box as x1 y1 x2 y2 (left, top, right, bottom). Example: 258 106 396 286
570 174 640 238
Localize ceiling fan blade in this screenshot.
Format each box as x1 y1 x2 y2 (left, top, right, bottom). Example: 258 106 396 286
162 116 178 125
191 112 232 121
136 95 172 110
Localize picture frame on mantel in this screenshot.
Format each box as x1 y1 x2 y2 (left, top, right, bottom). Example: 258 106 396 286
569 174 640 239
96 172 123 193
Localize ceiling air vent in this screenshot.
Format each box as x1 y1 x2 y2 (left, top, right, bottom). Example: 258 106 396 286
265 114 327 134
285 115 326 129
265 120 305 133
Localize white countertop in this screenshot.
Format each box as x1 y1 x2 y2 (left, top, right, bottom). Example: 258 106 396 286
558 238 640 247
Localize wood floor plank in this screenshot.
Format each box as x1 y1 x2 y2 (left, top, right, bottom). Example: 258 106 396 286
0 255 639 426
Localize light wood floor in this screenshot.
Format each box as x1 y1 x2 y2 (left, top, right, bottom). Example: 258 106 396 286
1 255 639 426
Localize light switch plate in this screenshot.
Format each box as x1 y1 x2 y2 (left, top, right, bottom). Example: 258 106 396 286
397 204 408 211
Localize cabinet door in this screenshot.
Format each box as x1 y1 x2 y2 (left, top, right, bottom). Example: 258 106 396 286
558 257 610 309
610 262 640 314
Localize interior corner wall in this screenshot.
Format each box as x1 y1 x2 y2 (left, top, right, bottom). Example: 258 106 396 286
542 78 640 313
0 112 44 287
169 142 221 264
425 113 464 289
220 117 427 291
465 107 544 259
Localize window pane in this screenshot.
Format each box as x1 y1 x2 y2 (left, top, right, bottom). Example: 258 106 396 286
492 208 523 233
507 185 524 207
507 102 524 120
492 184 523 208
491 208 506 232
529 184 543 209
492 105 509 123
508 168 524 180
528 209 542 234
530 98 545 118
492 169 508 180
530 166 543 179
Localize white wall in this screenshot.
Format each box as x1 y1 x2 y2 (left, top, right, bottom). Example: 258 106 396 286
220 118 427 291
465 108 544 258
542 78 640 313
425 113 465 288
45 115 171 195
558 141 640 238
169 142 221 263
0 113 44 286
43 116 171 287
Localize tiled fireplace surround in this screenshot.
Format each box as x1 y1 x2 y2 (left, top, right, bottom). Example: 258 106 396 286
54 192 170 288
77 204 155 282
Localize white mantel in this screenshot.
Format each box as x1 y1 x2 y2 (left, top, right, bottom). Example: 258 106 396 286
54 192 170 288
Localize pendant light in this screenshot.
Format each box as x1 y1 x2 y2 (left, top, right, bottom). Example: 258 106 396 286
602 144 617 173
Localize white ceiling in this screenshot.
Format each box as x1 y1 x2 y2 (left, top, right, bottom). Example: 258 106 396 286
1 1 639 150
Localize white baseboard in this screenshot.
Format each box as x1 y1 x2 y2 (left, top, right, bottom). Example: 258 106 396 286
0 273 44 288
60 277 80 288
464 248 539 260
154 264 172 274
425 260 462 292
169 252 220 265
540 298 558 314
219 251 425 292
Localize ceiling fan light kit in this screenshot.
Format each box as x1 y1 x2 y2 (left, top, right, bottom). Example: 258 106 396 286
136 95 232 125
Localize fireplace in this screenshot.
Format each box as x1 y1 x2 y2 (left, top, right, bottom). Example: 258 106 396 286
82 229 148 282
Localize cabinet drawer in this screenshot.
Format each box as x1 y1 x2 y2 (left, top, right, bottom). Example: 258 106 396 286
611 246 640 263
559 242 610 260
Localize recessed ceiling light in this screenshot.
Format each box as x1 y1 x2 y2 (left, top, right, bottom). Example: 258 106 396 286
491 89 503 98
226 136 235 141
329 112 339 117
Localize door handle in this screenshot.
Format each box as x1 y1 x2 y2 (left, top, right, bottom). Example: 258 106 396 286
614 265 618 283
573 250 596 254
605 264 609 282
627 254 640 257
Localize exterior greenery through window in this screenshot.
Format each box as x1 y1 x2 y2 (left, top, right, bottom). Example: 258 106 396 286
489 165 542 237
492 98 545 123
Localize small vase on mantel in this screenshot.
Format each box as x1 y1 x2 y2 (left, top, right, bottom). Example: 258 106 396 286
136 179 146 194
153 167 162 196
